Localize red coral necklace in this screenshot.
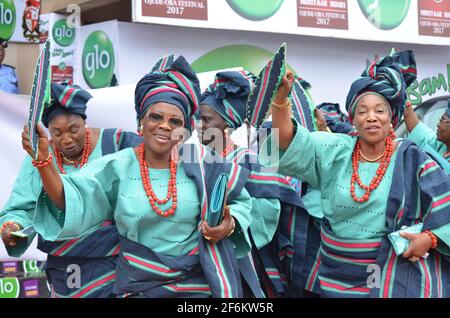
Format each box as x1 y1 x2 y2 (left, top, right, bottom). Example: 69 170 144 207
55 129 91 174
138 143 178 217
350 137 394 203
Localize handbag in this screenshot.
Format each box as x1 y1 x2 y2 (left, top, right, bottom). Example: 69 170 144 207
387 223 423 256
207 173 229 227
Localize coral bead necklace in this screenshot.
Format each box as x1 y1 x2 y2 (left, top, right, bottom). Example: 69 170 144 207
350 137 394 203
138 143 177 217
55 129 91 174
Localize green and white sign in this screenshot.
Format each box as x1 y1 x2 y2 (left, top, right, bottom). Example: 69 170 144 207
52 18 75 47
0 0 15 41
23 260 42 274
0 277 20 298
82 30 115 89
225 0 284 21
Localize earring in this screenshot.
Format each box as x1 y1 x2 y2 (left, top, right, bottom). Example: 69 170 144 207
139 125 143 137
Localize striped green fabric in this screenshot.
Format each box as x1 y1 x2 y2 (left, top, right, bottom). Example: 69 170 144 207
246 43 286 128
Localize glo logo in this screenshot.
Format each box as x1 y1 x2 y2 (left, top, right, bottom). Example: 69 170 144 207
24 260 41 273
226 0 284 21
82 31 115 89
0 277 20 298
0 0 16 41
52 18 75 47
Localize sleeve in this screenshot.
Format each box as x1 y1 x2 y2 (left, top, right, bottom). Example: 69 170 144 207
258 119 354 188
33 154 122 241
417 155 450 256
431 224 450 256
408 122 446 154
249 197 281 249
0 157 41 257
227 187 253 258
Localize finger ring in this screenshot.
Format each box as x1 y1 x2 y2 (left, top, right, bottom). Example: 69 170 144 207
409 256 419 263
204 235 211 240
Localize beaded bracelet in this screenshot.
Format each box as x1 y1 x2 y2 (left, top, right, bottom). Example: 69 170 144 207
424 230 438 249
271 99 291 111
32 153 53 168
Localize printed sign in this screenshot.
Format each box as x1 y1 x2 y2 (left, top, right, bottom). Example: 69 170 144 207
418 0 450 38
40 13 77 84
22 279 39 297
1 261 18 274
0 0 42 43
297 0 348 30
133 0 450 46
141 0 208 20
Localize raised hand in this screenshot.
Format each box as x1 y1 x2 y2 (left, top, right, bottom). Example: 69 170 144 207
21 124 49 161
273 69 295 105
315 109 329 132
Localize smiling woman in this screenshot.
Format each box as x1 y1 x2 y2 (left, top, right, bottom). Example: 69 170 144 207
21 55 257 298
260 49 450 298
0 82 142 298
140 103 185 165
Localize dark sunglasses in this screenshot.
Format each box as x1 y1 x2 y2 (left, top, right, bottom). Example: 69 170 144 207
146 112 184 128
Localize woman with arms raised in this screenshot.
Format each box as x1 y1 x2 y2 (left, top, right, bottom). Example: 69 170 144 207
260 50 450 297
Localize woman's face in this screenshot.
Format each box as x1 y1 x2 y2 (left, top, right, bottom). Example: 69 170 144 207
141 102 185 156
48 114 87 159
198 104 227 146
437 113 450 145
353 93 391 145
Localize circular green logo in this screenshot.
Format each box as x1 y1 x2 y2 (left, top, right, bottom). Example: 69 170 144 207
0 277 20 298
52 18 75 47
192 44 292 75
82 31 115 89
226 0 284 21
24 260 41 273
358 0 411 30
0 0 16 40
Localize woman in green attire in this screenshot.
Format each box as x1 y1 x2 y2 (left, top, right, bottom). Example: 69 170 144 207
198 70 307 297
260 50 450 297
404 99 450 173
20 55 254 298
198 70 282 252
1 82 141 298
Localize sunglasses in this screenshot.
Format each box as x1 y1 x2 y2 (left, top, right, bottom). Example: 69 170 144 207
146 112 184 128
